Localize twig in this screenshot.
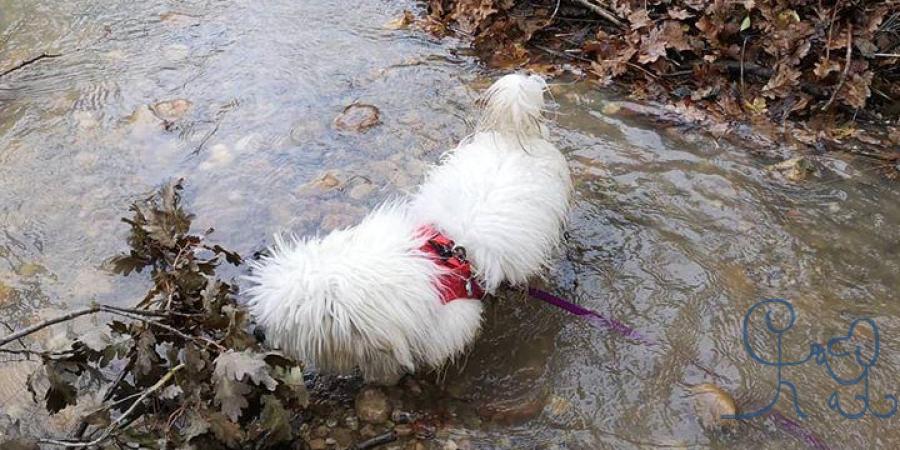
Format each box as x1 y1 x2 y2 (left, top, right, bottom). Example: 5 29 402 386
39 363 185 448
873 53 900 58
740 36 749 94
823 0 841 66
72 355 136 439
0 305 217 350
0 52 62 78
549 0 562 24
103 309 225 351
0 306 101 348
822 24 853 111
353 431 398 450
568 0 625 28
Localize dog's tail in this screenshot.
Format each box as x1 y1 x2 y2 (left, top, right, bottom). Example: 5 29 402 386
477 73 547 139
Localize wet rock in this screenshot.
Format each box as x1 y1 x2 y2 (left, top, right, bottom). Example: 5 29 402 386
369 159 411 189
348 181 376 200
0 282 11 305
769 156 815 182
359 423 379 438
314 172 342 190
403 378 423 396
16 263 46 278
545 395 572 417
163 44 190 61
0 438 39 450
334 103 380 133
160 12 200 27
199 144 234 171
332 428 354 448
150 99 192 122
73 111 99 130
308 438 327 450
344 415 359 430
123 105 162 129
320 213 356 231
394 424 413 437
385 11 414 30
478 391 548 424
690 383 737 431
601 102 622 115
356 387 391 424
391 410 414 424
325 437 337 446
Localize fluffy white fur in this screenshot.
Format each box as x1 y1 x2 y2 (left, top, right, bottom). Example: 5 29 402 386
246 74 572 383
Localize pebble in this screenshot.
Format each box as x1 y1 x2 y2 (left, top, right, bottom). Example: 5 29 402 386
315 172 341 190
331 428 354 448
16 263 46 278
344 415 359 430
0 281 11 304
690 383 737 431
150 99 192 122
356 387 391 423
314 425 329 438
391 410 414 424
334 103 380 132
73 110 99 130
404 378 423 396
199 143 234 170
163 44 190 61
348 181 375 200
394 424 413 437
443 440 459 450
159 12 201 27
325 437 337 446
309 438 327 450
359 423 379 438
326 418 338 428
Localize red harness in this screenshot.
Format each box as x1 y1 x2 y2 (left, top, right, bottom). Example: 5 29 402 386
419 226 484 304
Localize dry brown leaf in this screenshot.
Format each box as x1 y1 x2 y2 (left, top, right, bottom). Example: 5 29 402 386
638 25 667 64
668 8 693 20
813 56 841 79
628 9 652 30
450 0 498 33
661 20 692 52
840 71 873 109
762 64 802 98
385 10 414 30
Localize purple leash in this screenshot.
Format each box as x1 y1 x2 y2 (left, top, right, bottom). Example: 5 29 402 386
526 287 655 346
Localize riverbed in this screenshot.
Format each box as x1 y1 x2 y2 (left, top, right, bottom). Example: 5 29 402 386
1 0 898 448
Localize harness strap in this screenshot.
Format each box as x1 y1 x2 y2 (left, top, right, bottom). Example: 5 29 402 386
419 226 484 304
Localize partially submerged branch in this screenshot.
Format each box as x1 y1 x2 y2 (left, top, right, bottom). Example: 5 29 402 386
0 52 61 78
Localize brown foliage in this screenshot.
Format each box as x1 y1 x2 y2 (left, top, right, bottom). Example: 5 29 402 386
421 0 899 149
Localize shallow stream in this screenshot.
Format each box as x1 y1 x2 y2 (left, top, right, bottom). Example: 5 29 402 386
1 0 898 448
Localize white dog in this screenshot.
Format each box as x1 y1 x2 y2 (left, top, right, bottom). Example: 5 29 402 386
246 74 572 383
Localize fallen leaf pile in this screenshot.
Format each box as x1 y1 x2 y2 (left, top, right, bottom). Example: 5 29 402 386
415 0 899 158
2 181 308 448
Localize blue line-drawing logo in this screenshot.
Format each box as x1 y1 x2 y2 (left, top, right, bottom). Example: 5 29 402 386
724 298 897 420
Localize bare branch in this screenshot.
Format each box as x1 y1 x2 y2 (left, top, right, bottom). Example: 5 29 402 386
39 363 185 448
0 52 62 78
822 24 853 111
0 306 101 348
568 0 625 28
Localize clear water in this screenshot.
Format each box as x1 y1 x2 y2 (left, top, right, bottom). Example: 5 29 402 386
1 0 898 447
